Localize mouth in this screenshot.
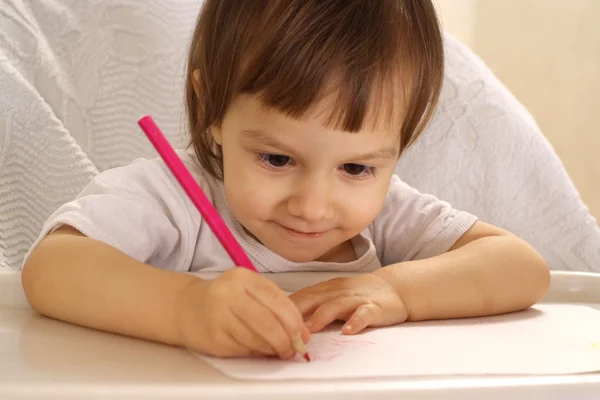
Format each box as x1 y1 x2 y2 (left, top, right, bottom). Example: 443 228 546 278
276 223 327 238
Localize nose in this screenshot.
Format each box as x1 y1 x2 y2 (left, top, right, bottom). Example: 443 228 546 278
287 176 334 222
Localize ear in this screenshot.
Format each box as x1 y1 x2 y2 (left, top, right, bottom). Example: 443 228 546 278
192 69 201 97
210 124 223 146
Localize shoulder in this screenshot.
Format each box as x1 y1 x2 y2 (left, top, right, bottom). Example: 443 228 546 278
376 174 476 231
379 174 438 210
86 150 214 202
36 150 215 271
370 175 478 264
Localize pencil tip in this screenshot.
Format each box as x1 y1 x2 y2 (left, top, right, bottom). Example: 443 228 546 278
304 353 311 362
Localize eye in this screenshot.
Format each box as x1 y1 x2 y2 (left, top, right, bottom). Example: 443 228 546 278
258 153 292 168
342 163 374 177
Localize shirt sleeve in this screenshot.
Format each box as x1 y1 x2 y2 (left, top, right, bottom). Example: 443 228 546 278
24 157 202 272
371 175 478 266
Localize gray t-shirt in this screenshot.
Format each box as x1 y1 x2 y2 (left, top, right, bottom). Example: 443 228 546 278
26 152 478 273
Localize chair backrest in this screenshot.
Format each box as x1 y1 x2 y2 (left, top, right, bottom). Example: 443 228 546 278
398 34 600 272
1 0 598 271
0 0 202 269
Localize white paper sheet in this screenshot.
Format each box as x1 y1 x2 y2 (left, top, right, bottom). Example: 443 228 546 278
197 304 600 380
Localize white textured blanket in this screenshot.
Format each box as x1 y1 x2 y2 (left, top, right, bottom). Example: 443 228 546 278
1 0 598 271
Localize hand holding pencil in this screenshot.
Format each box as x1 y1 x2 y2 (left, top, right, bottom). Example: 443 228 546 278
137 115 310 360
177 268 311 359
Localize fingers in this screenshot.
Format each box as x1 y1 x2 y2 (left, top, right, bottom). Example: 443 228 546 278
228 312 277 356
300 324 311 344
342 303 384 335
249 277 311 346
232 294 297 359
289 289 321 318
289 285 338 318
207 269 311 359
305 297 360 333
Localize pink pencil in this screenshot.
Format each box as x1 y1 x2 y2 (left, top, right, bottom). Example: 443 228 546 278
137 115 257 272
137 115 310 361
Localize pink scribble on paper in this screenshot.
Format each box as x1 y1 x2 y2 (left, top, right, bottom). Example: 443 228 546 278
308 333 376 362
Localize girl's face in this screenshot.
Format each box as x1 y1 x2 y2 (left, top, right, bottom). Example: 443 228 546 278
211 94 401 263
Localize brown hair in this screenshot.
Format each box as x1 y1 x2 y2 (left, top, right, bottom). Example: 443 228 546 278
186 0 444 180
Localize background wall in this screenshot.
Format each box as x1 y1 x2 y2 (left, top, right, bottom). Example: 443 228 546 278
436 0 600 220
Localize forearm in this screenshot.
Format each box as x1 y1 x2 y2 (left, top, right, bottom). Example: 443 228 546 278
375 235 550 321
22 230 203 347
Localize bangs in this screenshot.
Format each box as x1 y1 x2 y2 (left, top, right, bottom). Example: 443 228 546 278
245 55 410 135
233 0 442 146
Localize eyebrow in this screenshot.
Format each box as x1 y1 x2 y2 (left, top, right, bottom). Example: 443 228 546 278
241 130 296 154
241 130 398 161
353 146 399 161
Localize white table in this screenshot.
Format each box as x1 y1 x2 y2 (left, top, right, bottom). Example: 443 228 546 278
2 270 600 400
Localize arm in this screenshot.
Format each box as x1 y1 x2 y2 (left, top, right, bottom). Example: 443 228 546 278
374 221 551 321
291 221 550 333
22 226 310 358
22 226 202 347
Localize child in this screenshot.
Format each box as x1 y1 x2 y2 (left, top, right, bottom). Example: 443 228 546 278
22 0 550 360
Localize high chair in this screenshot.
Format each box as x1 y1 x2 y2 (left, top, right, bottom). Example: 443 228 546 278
0 0 598 271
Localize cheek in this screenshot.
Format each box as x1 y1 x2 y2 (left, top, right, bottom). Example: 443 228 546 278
220 144 267 219
339 178 390 228
223 167 282 221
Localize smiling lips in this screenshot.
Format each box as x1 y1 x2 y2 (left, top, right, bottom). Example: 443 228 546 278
277 223 327 238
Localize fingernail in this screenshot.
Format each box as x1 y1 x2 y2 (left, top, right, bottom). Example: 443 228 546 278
343 324 352 332
305 320 313 328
